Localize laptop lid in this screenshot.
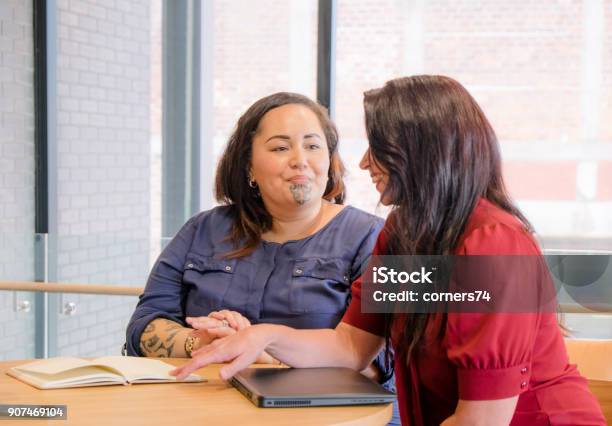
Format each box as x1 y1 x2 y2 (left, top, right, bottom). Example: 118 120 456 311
229 367 396 408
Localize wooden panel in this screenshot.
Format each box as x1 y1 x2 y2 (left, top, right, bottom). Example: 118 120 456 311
565 339 612 423
565 339 612 381
586 380 612 425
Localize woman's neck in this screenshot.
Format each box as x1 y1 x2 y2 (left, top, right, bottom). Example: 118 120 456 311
262 199 333 243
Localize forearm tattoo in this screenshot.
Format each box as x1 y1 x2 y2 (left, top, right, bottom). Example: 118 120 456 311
139 318 187 358
289 183 312 205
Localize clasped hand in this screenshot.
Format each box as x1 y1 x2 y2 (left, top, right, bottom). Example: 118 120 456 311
184 310 277 368
171 323 274 381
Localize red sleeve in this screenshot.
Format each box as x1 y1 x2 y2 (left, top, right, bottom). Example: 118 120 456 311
341 229 386 337
446 223 541 400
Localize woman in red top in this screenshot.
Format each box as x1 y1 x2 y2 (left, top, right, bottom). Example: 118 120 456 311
172 76 605 425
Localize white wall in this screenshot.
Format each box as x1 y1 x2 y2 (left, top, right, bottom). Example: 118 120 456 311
0 0 36 360
54 0 151 357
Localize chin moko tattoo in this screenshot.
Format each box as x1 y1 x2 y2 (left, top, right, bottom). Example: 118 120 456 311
289 183 312 205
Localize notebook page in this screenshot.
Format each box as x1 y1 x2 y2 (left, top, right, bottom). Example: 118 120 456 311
15 357 95 375
93 356 176 382
11 367 125 388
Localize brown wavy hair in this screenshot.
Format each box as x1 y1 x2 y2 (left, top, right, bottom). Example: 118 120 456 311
364 75 533 362
215 92 346 258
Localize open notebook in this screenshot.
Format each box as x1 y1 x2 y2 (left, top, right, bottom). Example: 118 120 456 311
7 356 204 389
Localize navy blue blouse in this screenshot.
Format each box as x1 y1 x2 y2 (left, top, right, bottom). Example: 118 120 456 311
126 205 384 357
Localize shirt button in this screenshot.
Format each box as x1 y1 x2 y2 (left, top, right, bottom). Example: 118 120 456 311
224 265 232 272
295 268 303 274
520 381 528 389
521 367 528 374
187 263 194 269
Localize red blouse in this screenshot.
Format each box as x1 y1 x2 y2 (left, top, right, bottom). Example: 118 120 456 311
342 199 605 425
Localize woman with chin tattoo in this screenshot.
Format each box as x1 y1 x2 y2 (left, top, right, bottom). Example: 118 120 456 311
125 92 400 424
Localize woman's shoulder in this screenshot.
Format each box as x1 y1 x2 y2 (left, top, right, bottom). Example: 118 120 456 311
183 205 235 237
457 199 540 255
177 205 237 253
330 205 385 235
187 205 234 223
338 205 385 226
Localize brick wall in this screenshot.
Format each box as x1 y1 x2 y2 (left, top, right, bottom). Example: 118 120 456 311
150 0 162 267
0 0 36 360
54 0 151 357
211 0 318 155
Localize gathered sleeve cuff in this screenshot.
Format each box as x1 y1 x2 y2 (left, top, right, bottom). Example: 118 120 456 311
457 362 532 400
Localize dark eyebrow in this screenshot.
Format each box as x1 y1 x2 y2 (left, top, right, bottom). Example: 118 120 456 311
265 133 322 143
265 135 290 143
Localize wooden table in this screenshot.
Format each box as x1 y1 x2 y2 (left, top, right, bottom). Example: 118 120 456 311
0 359 392 426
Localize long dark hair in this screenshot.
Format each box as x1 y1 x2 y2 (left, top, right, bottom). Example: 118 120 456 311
215 92 345 258
364 75 533 361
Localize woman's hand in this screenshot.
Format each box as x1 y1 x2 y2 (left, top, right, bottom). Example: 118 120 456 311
207 310 251 331
360 363 381 382
170 324 274 381
184 316 236 348
440 397 518 426
187 312 278 365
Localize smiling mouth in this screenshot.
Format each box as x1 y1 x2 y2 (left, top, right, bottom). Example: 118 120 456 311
288 176 310 184
370 174 384 184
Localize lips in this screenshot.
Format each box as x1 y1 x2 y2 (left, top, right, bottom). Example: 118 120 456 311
370 174 383 184
288 175 310 184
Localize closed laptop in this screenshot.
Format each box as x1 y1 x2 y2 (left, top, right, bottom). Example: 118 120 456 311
230 367 396 408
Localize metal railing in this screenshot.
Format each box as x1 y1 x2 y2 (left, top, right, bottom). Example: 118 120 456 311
1 280 610 314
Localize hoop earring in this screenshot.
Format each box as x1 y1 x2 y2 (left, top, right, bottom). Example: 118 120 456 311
248 178 257 188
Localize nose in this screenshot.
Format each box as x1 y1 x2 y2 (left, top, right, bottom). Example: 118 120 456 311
290 146 307 170
359 149 370 170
